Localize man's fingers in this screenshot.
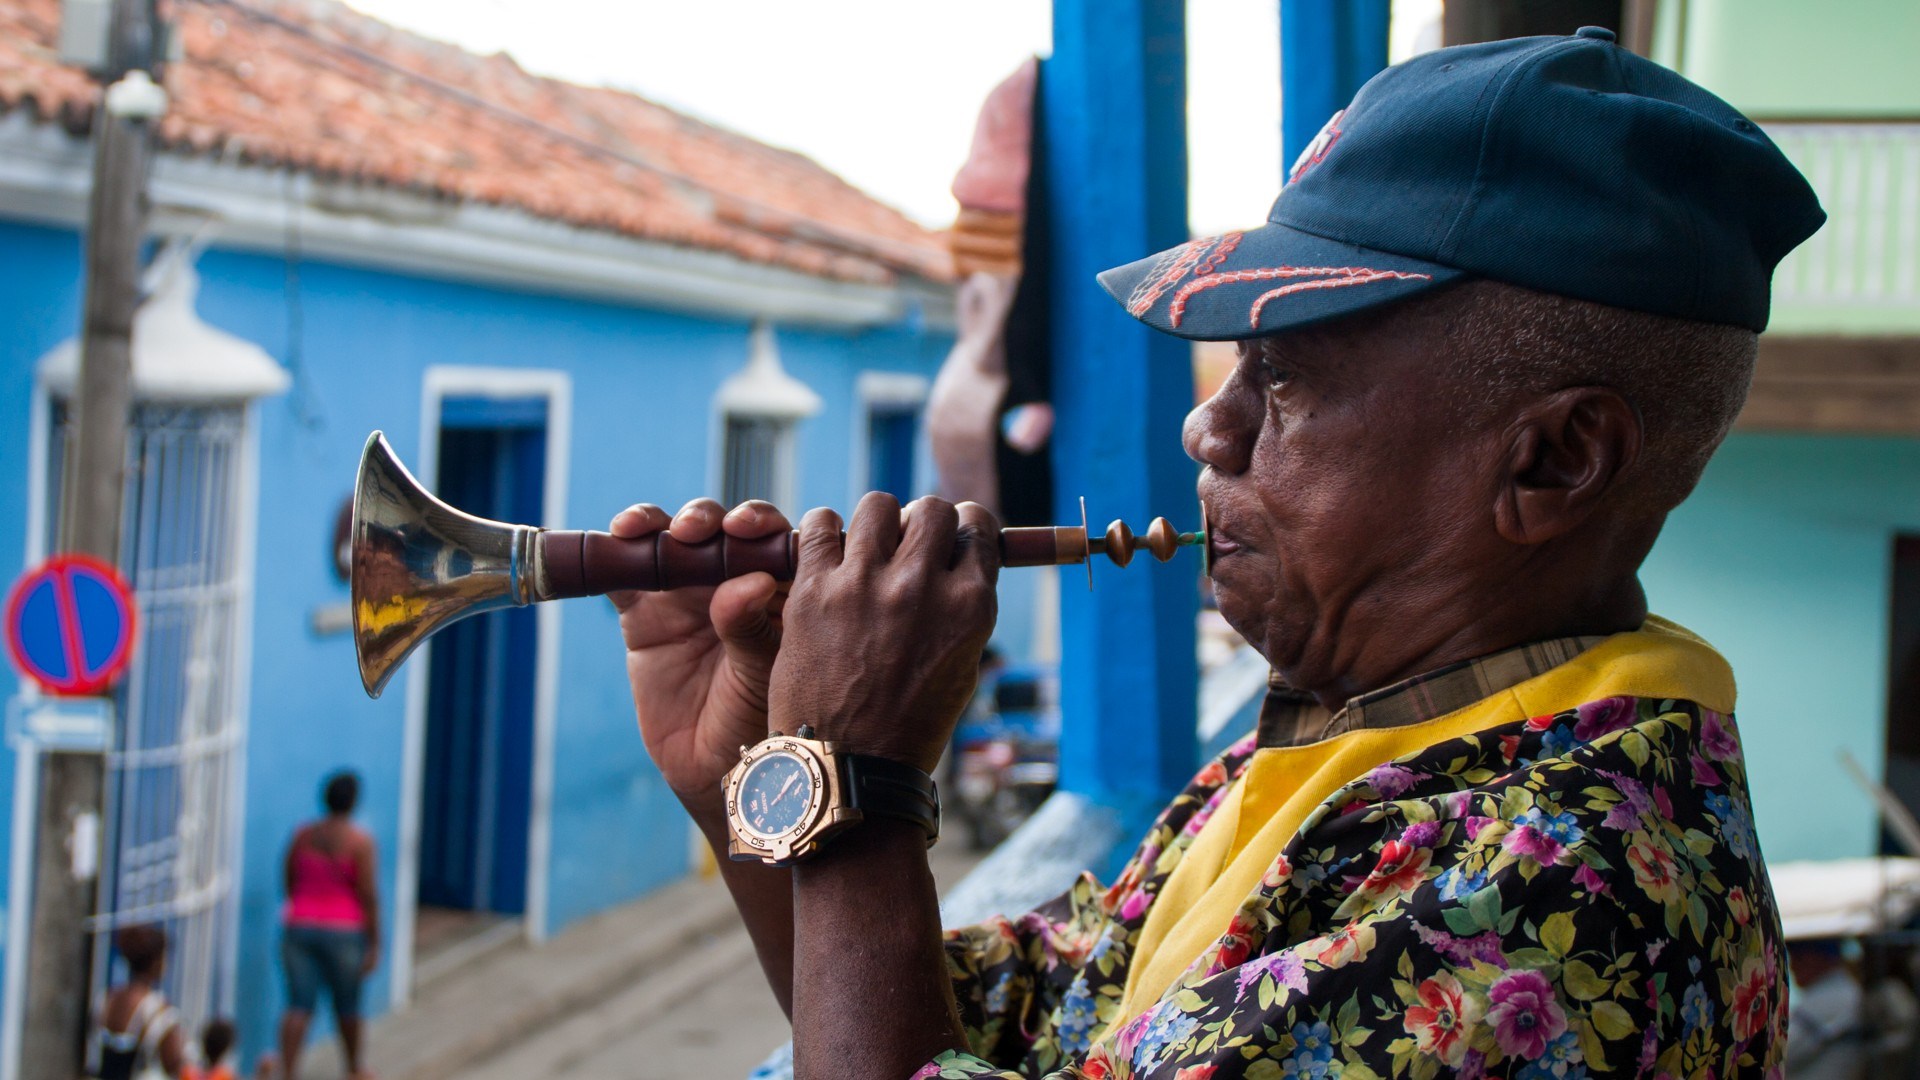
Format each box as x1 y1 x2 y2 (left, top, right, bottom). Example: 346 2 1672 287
711 572 782 662
668 498 726 544
722 499 791 538
898 496 958 569
609 503 670 538
953 501 1003 582
797 506 845 573
843 491 902 565
606 506 673 611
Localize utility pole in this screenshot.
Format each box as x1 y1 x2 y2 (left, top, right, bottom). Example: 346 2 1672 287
20 0 163 1074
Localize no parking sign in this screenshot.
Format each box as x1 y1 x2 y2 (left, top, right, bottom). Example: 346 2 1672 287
5 554 137 697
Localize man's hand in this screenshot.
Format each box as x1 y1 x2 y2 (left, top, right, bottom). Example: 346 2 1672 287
771 493 1000 774
612 498 790 823
614 498 805 1018
777 492 998 1079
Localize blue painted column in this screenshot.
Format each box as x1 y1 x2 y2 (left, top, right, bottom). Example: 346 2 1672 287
1280 0 1392 166
1045 0 1198 858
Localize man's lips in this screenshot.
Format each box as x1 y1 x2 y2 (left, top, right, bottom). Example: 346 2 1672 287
1199 480 1245 560
1208 529 1242 559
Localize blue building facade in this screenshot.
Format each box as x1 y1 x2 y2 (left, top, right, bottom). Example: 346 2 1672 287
0 199 958 1062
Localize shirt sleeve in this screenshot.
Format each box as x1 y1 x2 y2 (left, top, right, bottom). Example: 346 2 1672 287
915 725 1784 1080
940 884 1093 1069
934 858 1138 1076
911 1049 1031 1078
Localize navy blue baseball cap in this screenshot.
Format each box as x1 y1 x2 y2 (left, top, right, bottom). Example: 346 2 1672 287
1099 26 1826 339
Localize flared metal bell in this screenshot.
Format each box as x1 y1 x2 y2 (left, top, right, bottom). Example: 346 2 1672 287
351 431 537 698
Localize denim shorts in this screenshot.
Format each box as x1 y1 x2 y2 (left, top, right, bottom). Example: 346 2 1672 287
282 925 368 1019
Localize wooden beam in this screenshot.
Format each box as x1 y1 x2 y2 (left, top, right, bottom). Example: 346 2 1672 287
1738 335 1920 434
1442 0 1625 46
21 0 157 1072
1621 0 1658 56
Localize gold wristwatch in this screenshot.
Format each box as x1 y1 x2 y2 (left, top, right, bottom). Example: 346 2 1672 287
723 725 941 866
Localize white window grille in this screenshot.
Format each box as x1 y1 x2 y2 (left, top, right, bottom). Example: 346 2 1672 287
714 322 820 513
20 246 281 1052
43 399 250 1036
1768 122 1920 310
722 415 796 509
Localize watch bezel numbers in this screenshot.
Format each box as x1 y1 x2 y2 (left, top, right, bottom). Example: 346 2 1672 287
725 736 834 864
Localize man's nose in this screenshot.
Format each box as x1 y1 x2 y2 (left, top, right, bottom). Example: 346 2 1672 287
1183 375 1257 475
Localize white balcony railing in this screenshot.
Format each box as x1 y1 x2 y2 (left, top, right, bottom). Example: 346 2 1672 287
1767 122 1920 316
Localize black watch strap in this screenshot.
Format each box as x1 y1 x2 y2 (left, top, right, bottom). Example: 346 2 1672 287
842 753 940 846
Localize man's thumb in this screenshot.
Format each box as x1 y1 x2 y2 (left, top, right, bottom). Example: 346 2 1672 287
711 573 781 665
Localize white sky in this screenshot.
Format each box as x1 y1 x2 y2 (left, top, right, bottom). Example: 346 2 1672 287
342 0 1439 234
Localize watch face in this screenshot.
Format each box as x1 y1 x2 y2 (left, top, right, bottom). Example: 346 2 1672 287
736 751 817 838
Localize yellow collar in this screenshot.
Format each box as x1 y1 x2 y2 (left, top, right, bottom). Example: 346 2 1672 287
1109 616 1733 1033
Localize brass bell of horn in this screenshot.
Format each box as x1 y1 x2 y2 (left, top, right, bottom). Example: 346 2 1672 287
350 431 1206 699
351 431 541 698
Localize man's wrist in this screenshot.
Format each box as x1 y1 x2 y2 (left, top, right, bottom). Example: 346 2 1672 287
767 711 942 775
794 814 929 874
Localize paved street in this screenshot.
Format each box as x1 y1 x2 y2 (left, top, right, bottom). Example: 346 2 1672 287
306 844 983 1080
475 842 984 1079
462 922 778 1080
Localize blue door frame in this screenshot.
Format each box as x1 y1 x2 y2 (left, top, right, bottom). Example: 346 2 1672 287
867 406 919 502
418 397 546 914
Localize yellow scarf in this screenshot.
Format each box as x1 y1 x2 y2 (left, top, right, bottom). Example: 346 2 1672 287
1111 616 1735 1030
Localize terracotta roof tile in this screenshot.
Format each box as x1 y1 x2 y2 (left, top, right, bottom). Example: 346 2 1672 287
0 0 953 285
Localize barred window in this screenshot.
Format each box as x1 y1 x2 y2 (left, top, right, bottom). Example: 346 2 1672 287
722 414 796 510
44 399 249 1035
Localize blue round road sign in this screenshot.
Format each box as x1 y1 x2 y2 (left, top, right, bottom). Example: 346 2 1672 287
5 554 137 696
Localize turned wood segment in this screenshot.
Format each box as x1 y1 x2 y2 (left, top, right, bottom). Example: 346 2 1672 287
1002 527 1081 567
1102 520 1136 567
539 525 1103 597
539 529 800 598
1083 517 1189 570
1142 517 1181 562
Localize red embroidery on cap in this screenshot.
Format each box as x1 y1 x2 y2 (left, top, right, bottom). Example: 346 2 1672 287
1127 232 1244 317
1246 269 1432 329
1126 238 1208 315
1194 231 1243 277
1288 109 1345 183
1152 263 1428 326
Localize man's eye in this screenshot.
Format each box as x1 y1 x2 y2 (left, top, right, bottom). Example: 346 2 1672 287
1260 361 1296 387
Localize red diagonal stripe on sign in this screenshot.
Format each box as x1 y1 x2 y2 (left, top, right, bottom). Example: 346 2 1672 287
52 565 89 692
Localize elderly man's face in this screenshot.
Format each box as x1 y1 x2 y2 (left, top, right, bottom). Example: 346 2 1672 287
1187 313 1503 698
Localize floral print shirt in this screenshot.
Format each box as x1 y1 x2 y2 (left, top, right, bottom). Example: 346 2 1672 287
915 695 1783 1079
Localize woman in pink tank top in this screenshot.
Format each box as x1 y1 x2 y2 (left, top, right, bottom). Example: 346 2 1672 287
277 771 379 1080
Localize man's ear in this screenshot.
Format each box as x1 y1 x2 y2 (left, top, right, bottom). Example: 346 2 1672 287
1493 387 1642 546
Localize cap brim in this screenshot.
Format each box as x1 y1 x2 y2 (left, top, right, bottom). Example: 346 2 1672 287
1097 221 1464 341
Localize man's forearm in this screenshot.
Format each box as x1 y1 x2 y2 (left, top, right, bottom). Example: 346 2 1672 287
691 805 798 1018
791 820 966 1080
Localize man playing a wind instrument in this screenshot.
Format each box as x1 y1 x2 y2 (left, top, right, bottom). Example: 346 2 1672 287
614 27 1823 1080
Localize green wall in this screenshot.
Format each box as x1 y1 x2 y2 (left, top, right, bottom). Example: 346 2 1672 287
1655 0 1920 117
1640 432 1920 863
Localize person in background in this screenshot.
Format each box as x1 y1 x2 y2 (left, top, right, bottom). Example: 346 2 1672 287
183 1019 236 1080
93 923 185 1080
278 771 379 1080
